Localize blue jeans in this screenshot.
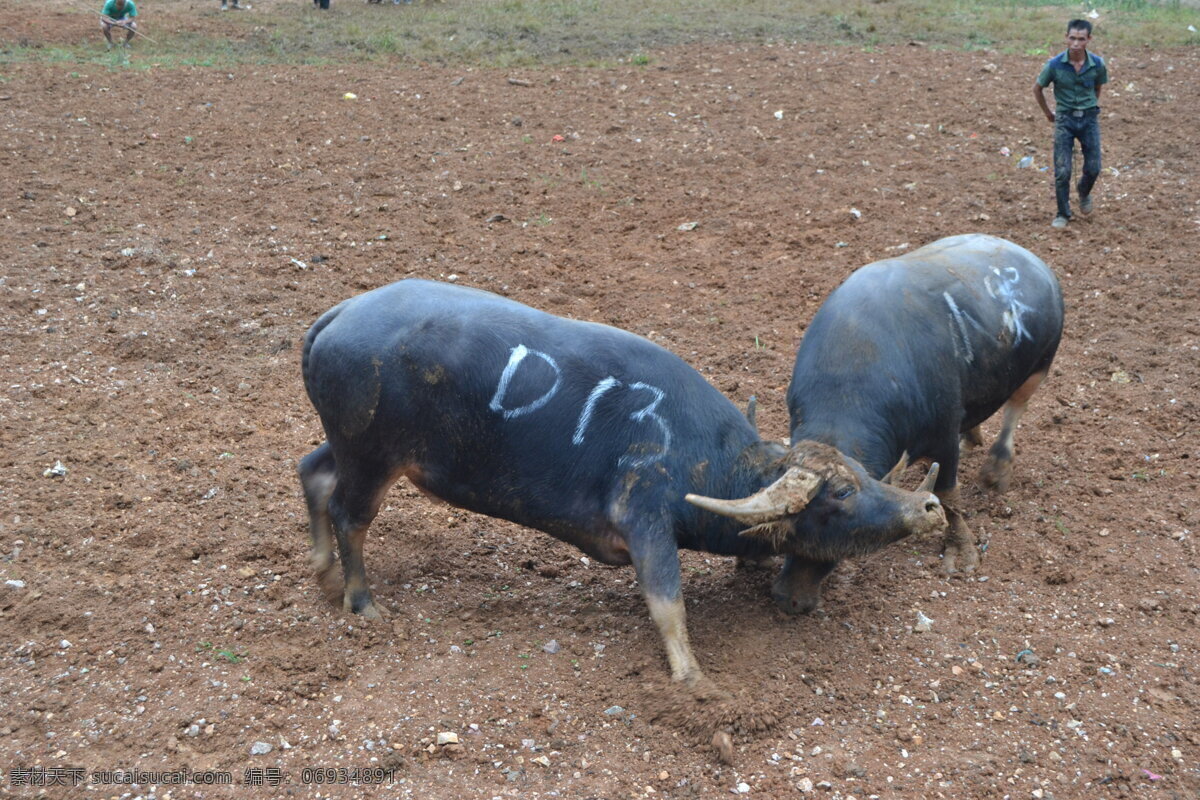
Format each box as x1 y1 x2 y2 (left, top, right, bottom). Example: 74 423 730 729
1053 108 1101 219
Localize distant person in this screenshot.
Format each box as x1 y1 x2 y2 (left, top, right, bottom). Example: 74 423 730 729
100 0 137 48
1034 19 1108 229
220 0 243 10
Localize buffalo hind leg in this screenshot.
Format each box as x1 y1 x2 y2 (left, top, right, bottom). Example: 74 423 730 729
772 556 837 615
980 370 1048 493
960 425 984 451
326 458 399 621
298 444 339 598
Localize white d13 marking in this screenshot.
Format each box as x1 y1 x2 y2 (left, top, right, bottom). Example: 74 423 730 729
488 344 563 419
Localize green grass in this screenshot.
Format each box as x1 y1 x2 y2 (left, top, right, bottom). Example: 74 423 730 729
1 0 1196 68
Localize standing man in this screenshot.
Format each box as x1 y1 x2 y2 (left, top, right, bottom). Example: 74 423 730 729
100 0 138 49
1034 19 1108 229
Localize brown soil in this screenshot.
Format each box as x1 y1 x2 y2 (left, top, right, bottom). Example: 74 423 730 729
2 7 1198 799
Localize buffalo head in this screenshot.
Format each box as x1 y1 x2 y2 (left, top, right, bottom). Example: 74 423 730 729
686 441 946 561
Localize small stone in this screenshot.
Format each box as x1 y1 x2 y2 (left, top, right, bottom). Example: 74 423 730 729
5 580 25 589
436 731 459 746
250 741 273 755
914 611 934 633
677 221 699 232
543 639 561 655
736 782 751 793
797 777 814 792
531 755 551 767
603 705 625 716
60 640 71 649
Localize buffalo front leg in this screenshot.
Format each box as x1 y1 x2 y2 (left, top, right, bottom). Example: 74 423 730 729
772 556 838 615
980 370 1047 493
629 533 703 685
298 444 339 595
937 485 979 574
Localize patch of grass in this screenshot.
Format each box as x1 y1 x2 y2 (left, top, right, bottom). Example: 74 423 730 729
0 0 1193 69
579 167 603 190
196 641 246 664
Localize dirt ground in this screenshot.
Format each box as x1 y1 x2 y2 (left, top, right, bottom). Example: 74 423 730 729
2 5 1199 799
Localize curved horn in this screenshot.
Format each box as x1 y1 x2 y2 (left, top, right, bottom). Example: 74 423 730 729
881 451 910 485
918 462 940 493
685 466 823 525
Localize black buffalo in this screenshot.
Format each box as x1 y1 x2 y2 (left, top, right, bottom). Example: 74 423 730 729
299 279 945 684
783 234 1064 613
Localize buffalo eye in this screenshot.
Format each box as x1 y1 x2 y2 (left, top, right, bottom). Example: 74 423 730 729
833 485 856 501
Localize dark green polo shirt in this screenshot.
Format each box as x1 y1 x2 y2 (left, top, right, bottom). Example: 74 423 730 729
1037 50 1108 112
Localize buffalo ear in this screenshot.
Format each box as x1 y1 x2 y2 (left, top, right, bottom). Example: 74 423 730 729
738 521 792 549
881 451 910 485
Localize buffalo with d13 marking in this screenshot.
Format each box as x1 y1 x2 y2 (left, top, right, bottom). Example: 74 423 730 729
782 234 1064 614
299 279 945 685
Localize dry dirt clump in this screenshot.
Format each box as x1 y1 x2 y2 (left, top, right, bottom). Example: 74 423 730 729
1 24 1199 800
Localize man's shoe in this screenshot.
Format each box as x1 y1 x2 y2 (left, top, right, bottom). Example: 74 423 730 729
1079 194 1093 214
1051 215 1068 229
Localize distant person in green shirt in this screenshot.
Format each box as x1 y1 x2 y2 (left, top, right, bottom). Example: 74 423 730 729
100 0 137 49
1034 19 1108 229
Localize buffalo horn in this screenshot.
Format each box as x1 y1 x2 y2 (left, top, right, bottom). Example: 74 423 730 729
918 462 940 493
881 451 910 485
685 466 823 525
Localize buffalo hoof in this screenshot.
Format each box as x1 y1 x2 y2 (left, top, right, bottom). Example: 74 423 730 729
314 563 343 605
941 536 980 575
344 592 384 621
979 456 1013 493
773 587 820 616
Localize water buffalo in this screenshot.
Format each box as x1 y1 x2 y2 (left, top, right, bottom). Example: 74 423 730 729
783 233 1064 613
298 279 945 684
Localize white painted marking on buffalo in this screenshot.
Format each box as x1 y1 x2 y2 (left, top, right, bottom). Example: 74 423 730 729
573 376 621 445
489 344 562 419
